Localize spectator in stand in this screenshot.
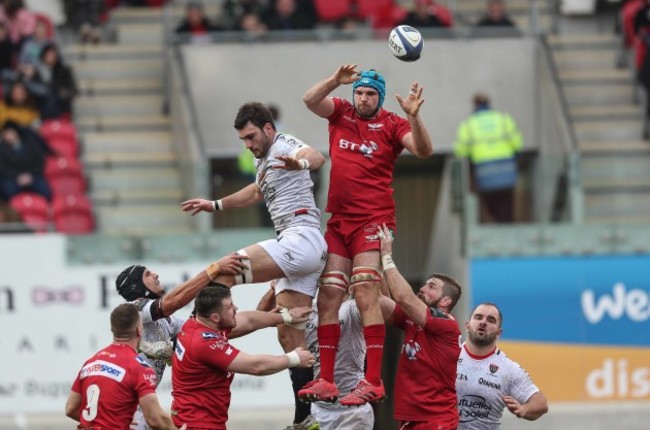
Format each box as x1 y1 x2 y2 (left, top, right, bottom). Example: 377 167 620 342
475 0 517 28
18 19 52 68
0 121 51 201
0 201 27 232
221 0 266 30
400 0 453 28
0 80 40 128
262 0 318 31
0 22 15 75
175 1 222 43
0 0 36 47
33 42 77 120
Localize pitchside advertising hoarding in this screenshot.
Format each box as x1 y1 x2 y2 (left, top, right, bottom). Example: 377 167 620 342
470 255 650 402
0 235 291 414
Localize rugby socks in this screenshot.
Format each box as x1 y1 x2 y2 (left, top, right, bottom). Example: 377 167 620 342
364 324 385 386
317 324 341 382
290 367 313 423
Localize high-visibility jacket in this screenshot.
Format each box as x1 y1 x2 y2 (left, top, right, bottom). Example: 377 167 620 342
454 109 523 164
237 149 256 178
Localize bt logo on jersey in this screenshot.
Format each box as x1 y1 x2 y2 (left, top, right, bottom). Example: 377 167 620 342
581 283 650 324
338 139 378 158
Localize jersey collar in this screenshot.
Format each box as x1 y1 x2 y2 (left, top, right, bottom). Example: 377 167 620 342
463 343 498 360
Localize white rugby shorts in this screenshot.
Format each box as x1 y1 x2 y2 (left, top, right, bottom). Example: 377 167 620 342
311 402 374 430
258 225 326 297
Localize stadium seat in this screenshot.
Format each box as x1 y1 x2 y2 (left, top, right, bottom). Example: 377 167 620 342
313 0 351 22
47 137 79 158
52 193 94 234
45 156 86 196
9 192 50 233
40 119 78 145
355 0 398 29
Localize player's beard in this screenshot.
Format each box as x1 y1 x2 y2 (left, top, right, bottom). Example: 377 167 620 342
354 101 378 119
468 327 498 347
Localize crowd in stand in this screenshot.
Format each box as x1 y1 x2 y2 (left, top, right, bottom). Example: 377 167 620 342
174 0 519 42
0 0 88 234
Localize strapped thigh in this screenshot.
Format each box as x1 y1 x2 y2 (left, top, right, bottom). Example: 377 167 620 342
318 270 350 292
233 249 253 285
349 266 382 295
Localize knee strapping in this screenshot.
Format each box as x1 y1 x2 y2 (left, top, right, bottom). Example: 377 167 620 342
350 266 382 292
318 270 350 292
233 249 253 285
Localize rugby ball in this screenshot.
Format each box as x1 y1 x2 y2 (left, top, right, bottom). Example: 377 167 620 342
388 25 423 62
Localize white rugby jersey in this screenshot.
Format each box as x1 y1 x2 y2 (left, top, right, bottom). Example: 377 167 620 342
306 300 365 406
457 343 539 430
132 298 184 386
255 133 321 232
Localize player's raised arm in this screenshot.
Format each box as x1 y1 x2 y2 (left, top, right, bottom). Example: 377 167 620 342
303 64 359 118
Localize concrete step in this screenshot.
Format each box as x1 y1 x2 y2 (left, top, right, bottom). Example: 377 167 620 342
100 223 193 236
574 119 643 141
76 115 171 132
77 78 162 96
110 5 221 23
72 59 162 79
548 33 619 49
82 131 173 152
582 175 650 191
91 187 183 206
570 104 641 121
74 95 163 117
585 213 650 224
579 139 650 155
455 0 553 14
87 167 181 190
117 23 164 45
585 191 650 220
559 68 632 84
581 155 650 180
64 44 162 61
564 84 635 105
83 150 177 168
553 49 619 69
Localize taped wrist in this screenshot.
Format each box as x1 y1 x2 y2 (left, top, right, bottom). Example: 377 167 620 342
213 199 224 211
205 262 220 281
285 351 300 368
299 159 310 170
382 254 396 271
280 307 306 330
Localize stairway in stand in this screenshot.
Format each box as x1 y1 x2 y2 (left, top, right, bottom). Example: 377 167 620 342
65 7 192 235
549 29 650 223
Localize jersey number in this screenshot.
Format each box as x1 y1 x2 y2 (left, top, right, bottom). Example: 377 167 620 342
82 384 100 421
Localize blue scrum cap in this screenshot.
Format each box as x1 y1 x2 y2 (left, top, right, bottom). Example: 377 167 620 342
352 69 386 109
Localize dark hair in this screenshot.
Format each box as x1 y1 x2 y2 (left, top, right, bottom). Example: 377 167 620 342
5 80 36 108
110 303 140 338
428 273 462 311
195 284 231 318
39 42 62 67
471 302 503 327
234 102 276 131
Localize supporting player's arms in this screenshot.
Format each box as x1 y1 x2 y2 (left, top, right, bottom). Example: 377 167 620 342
227 347 314 375
140 393 186 430
159 253 249 317
377 224 429 327
230 306 312 339
64 391 81 422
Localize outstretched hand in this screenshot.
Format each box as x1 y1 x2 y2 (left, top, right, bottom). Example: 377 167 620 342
377 223 394 256
333 64 360 86
396 82 425 117
294 346 316 368
180 198 214 216
273 155 304 171
216 253 250 275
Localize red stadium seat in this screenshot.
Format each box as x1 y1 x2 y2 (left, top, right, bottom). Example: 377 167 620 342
47 137 79 158
9 192 50 233
40 119 78 145
356 0 397 29
313 0 351 22
45 156 86 196
52 194 94 234
33 12 55 39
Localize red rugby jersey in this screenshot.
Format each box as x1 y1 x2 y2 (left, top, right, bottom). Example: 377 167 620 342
326 98 411 215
